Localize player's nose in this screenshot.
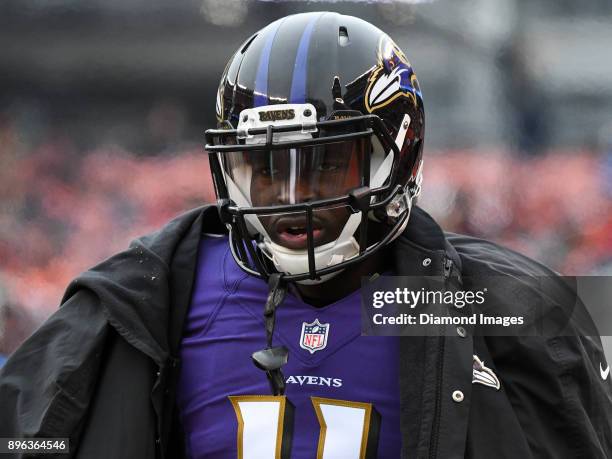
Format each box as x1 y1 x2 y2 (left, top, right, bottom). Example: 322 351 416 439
276 183 317 204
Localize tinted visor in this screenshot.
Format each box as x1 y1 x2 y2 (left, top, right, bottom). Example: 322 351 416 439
222 137 369 207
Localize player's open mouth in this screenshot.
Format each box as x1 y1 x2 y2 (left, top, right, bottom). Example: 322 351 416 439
273 216 325 250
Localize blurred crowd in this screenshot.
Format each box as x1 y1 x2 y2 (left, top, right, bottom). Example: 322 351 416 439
421 149 612 275
1 116 611 357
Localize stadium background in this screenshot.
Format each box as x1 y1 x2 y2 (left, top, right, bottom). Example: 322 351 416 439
1 0 611 359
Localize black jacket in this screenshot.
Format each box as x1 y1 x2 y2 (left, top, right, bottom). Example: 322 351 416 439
0 205 610 458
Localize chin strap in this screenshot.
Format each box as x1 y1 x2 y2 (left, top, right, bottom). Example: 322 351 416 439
251 273 289 395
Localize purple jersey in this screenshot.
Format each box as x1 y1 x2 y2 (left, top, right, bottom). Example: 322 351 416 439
177 236 401 458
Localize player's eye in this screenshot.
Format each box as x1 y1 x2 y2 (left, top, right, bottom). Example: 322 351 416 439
259 167 279 176
317 163 339 172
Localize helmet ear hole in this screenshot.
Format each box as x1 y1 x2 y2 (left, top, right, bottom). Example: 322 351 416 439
338 26 350 46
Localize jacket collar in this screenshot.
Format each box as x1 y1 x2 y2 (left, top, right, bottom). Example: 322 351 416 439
392 206 462 278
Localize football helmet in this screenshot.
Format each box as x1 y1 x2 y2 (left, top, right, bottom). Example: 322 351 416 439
206 12 424 283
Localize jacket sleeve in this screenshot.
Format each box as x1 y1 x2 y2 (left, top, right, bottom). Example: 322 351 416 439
0 289 109 455
450 233 612 457
484 333 612 459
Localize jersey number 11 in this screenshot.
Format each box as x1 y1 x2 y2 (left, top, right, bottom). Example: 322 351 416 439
229 395 381 459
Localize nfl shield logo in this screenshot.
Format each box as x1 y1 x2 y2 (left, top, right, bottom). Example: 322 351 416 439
300 319 330 354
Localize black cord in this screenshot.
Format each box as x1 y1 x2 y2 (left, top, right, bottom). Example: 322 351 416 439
251 273 289 395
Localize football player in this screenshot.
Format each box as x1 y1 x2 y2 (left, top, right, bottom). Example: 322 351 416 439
1 12 611 459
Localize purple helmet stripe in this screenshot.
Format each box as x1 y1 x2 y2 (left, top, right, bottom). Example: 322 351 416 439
254 19 284 107
289 13 322 104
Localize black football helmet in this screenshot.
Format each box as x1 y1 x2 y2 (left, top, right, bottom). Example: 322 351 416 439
205 12 425 283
